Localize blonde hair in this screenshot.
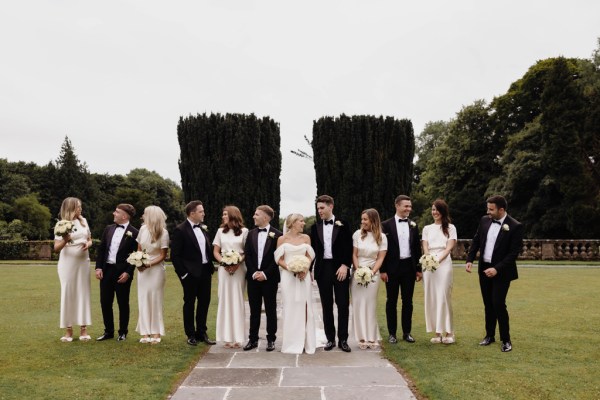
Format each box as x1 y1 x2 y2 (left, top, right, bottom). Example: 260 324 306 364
59 197 87 227
285 213 304 232
143 205 167 243
360 208 383 245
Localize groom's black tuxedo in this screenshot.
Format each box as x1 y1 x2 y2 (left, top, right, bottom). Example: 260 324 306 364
170 220 214 339
381 216 422 337
310 218 353 343
467 214 523 341
244 226 282 343
96 223 139 336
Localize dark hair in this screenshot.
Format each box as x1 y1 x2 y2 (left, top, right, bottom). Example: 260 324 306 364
116 203 136 218
360 208 383 245
394 195 411 205
316 195 334 206
185 200 203 216
433 199 451 238
221 205 245 236
256 205 274 220
486 195 507 211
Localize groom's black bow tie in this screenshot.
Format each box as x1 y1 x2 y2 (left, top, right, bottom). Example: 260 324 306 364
324 220 334 225
116 224 125 229
398 219 408 223
193 224 201 229
491 220 501 225
258 228 267 232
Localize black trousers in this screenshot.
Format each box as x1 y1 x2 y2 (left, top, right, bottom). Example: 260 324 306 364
99 264 133 335
247 277 278 342
316 260 350 342
479 266 511 341
180 269 212 338
385 259 416 336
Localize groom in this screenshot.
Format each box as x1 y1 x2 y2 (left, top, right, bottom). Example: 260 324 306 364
243 205 282 352
95 204 139 341
466 195 523 352
310 195 353 352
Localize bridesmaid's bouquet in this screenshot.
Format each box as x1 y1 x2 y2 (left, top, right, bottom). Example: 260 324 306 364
354 266 374 287
419 254 440 272
287 255 310 279
54 219 76 242
220 249 243 275
127 250 150 268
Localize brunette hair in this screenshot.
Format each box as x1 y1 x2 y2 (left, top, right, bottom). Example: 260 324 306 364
394 195 411 205
143 205 167 243
116 203 136 219
256 205 274 220
185 200 203 216
316 195 334 206
59 197 87 227
433 199 451 238
360 208 383 245
486 195 508 211
221 205 245 236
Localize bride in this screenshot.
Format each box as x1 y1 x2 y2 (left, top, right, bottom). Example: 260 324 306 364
274 213 316 354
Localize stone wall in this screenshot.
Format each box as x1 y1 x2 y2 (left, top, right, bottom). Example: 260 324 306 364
452 239 600 261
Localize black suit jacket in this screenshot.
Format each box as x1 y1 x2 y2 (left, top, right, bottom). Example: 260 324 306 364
244 227 283 282
381 217 422 275
310 219 353 280
170 221 214 279
466 214 523 281
95 224 139 276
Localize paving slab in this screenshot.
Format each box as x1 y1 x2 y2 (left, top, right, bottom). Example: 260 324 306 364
325 386 416 400
183 367 280 387
228 351 297 368
227 387 322 400
170 387 227 400
280 365 403 387
196 352 234 368
298 350 390 367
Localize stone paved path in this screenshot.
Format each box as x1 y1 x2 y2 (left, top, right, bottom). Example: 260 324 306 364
170 283 416 400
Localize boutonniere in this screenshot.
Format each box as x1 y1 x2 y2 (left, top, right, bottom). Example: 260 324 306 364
268 232 276 239
502 224 510 232
126 231 133 238
201 224 209 232
410 221 417 228
335 221 343 227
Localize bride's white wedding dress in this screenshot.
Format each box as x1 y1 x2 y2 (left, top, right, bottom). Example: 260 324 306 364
274 243 316 354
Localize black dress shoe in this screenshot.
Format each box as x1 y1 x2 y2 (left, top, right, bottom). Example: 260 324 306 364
338 341 351 353
266 341 275 352
96 333 114 341
243 341 258 351
187 337 198 346
479 336 496 346
200 334 216 345
324 341 335 351
388 335 398 344
403 334 415 343
117 334 127 341
501 341 512 352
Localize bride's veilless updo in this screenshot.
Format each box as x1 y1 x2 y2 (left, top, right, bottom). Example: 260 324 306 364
285 213 304 232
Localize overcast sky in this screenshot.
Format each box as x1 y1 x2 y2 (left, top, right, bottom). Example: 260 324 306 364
1 1 598 217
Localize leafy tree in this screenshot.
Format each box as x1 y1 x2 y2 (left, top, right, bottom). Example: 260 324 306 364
11 194 52 239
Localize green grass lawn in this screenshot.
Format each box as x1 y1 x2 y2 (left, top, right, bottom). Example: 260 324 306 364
1 263 599 399
379 266 600 400
0 263 215 400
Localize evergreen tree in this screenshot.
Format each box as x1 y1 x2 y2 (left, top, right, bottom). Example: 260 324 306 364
311 115 414 228
177 113 282 233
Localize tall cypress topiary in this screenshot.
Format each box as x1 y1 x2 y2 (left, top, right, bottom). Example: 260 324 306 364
312 114 414 229
177 113 282 234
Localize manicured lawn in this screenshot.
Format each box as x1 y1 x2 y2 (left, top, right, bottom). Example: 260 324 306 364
379 266 600 400
0 262 215 400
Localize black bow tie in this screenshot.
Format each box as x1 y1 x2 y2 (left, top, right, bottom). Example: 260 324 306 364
324 220 334 225
398 219 408 223
491 220 501 225
193 224 202 229
258 228 267 232
116 224 125 229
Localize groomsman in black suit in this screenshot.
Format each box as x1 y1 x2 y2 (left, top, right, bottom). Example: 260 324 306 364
95 204 139 341
466 195 523 352
243 205 282 352
380 195 422 344
170 200 216 346
310 195 353 352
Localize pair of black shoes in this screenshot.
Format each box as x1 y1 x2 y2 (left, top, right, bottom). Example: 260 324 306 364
324 340 351 352
243 341 275 351
479 336 512 352
97 333 127 341
388 334 415 344
187 334 216 346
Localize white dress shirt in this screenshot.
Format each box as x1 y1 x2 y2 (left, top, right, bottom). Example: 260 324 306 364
107 222 129 264
189 219 208 264
483 215 506 263
396 216 411 259
323 216 334 259
254 225 270 280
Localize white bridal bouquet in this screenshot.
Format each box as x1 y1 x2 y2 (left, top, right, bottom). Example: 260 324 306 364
127 250 150 268
287 255 310 279
419 254 440 272
354 266 375 287
220 249 243 275
54 219 76 239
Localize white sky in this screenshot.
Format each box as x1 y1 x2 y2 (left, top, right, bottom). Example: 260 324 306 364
1 0 598 216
